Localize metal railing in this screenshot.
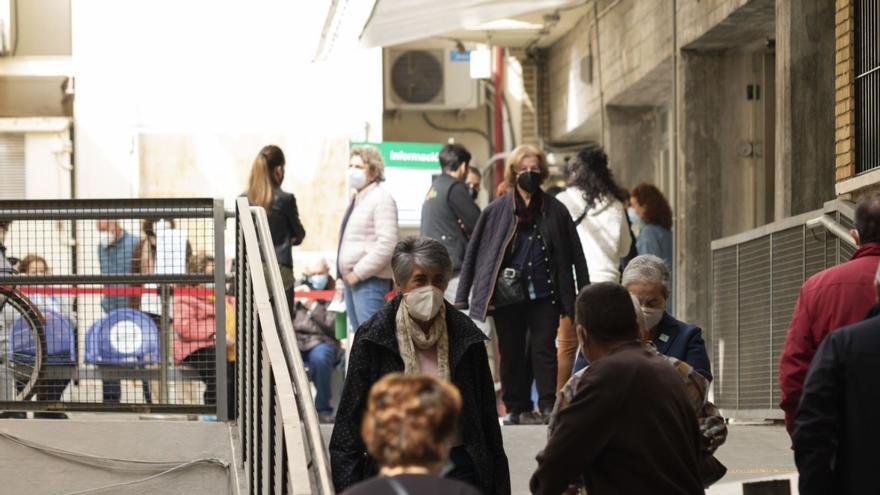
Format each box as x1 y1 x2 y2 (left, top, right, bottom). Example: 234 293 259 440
856 0 879 173
0 198 227 416
710 199 856 420
235 197 334 495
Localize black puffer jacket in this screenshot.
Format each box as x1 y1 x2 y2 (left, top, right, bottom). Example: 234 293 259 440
455 190 589 321
329 296 510 495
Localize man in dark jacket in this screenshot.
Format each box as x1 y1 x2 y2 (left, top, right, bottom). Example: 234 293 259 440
531 283 704 495
293 259 339 423
421 143 481 301
793 263 880 495
779 193 880 433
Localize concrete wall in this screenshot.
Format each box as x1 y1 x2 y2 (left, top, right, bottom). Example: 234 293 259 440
676 52 725 334
775 0 836 217
605 106 664 191
0 419 234 494
15 0 71 56
547 11 601 142
546 0 674 143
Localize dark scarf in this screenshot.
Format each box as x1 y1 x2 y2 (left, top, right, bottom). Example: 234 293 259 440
514 188 544 227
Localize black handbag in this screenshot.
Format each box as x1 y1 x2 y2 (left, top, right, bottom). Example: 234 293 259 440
493 231 536 309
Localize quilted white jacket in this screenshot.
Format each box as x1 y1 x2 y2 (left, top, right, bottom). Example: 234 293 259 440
556 187 632 283
339 182 399 281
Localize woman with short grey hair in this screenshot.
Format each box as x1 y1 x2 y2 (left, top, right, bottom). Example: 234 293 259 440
622 254 711 381
330 236 510 494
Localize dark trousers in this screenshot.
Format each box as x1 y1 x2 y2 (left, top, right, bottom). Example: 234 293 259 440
183 346 236 419
493 298 559 413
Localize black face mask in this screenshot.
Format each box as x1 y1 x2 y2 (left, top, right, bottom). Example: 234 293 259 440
516 171 542 194
467 184 479 200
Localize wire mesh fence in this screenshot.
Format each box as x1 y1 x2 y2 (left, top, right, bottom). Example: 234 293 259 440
0 199 229 416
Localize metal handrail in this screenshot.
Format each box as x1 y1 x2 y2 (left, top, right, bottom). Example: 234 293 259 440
710 199 856 250
805 215 858 248
235 197 334 495
251 206 335 495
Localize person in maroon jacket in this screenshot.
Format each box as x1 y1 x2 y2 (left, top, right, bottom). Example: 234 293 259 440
779 193 880 434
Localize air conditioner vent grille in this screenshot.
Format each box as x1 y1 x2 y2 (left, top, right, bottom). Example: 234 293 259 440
390 50 444 104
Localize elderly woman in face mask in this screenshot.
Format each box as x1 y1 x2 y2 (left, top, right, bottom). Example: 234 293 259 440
330 237 510 495
622 255 712 381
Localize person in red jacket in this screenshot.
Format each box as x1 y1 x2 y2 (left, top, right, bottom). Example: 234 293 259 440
779 193 880 434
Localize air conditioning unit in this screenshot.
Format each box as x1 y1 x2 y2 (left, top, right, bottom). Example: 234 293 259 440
384 45 482 111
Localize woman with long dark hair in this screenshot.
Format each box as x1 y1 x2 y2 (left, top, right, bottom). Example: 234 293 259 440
246 145 306 305
555 147 631 387
455 144 589 425
557 148 631 283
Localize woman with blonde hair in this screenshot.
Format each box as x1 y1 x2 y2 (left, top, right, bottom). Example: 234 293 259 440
341 373 481 495
455 144 589 425
337 145 399 333
245 144 306 305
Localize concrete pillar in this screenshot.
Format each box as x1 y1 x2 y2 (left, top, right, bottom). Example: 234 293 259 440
675 51 725 330
774 0 836 218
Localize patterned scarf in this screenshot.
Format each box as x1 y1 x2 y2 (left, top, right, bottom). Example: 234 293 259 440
394 300 450 380
514 188 543 227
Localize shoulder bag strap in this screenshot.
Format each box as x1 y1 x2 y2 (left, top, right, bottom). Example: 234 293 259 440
386 476 410 495
445 180 471 240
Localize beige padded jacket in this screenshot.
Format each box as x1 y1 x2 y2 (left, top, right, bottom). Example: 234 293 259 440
338 182 399 281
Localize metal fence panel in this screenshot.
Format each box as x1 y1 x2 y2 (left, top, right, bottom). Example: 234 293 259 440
737 237 773 410
769 227 806 409
712 246 738 410
711 201 856 418
0 199 227 415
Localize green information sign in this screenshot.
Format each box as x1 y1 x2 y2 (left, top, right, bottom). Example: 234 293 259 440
351 141 442 169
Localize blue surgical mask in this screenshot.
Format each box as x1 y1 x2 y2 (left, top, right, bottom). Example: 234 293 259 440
309 274 329 290
627 207 643 226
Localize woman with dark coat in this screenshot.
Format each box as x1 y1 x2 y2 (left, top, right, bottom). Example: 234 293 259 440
245 144 306 306
455 144 589 425
330 237 510 494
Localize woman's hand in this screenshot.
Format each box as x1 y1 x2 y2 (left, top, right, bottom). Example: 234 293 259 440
343 272 360 286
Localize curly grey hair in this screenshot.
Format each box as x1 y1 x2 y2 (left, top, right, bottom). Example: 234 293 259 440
350 145 386 183
621 255 670 290
391 236 453 287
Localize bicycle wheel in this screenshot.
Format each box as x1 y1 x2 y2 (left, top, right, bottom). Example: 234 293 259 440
0 286 46 401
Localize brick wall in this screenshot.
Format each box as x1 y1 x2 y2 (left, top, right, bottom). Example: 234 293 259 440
835 0 856 181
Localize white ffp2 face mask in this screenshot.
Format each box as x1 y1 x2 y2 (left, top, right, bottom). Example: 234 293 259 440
641 306 664 330
404 285 445 322
98 231 116 247
347 167 368 191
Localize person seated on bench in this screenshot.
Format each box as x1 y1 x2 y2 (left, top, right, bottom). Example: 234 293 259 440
293 259 340 424
174 253 235 418
12 255 75 419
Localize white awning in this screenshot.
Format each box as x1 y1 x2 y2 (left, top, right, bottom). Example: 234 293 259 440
359 0 577 48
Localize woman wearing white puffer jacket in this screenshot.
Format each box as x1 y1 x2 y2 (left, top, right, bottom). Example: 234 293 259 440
554 147 631 387
337 145 399 334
